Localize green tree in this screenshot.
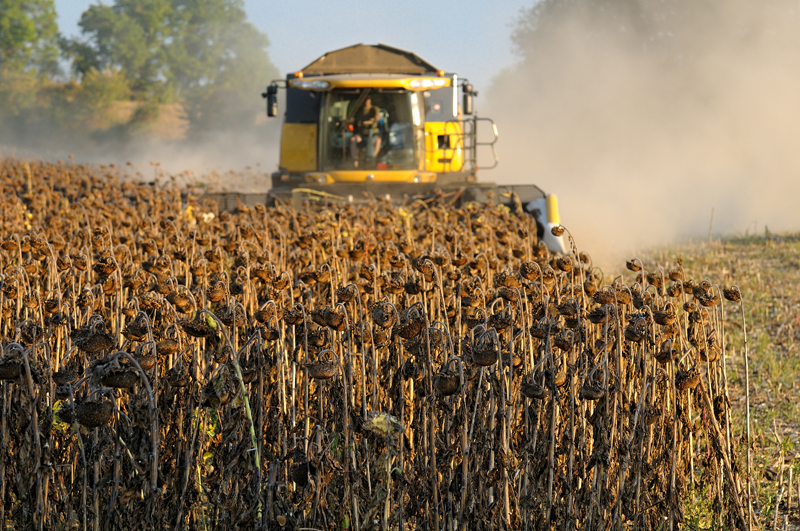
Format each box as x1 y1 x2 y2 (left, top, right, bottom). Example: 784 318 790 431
0 0 60 74
67 0 278 133
68 0 171 96
165 0 278 133
75 68 132 128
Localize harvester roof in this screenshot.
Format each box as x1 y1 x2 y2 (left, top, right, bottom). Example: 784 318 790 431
299 43 439 76
289 73 451 91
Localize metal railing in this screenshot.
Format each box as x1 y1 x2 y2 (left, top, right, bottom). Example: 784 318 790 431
427 115 499 174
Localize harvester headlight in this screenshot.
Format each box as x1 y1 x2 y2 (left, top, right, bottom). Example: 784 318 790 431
292 79 330 90
409 78 448 89
413 176 420 183
366 173 374 181
317 175 327 183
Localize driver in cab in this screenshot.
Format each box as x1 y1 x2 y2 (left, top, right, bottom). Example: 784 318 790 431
349 97 381 167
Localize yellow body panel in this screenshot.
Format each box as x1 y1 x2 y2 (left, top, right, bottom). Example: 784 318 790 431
280 123 317 172
305 171 436 184
546 194 560 224
290 75 450 91
424 122 464 173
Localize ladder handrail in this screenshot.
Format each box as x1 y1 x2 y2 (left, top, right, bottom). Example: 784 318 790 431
424 115 499 173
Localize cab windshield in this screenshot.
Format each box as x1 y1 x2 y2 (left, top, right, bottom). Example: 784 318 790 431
321 89 422 171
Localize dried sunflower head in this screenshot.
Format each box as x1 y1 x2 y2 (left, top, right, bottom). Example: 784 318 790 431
579 382 605 401
520 261 540 281
593 289 615 306
335 284 357 303
23 292 40 310
676 367 701 391
633 291 653 309
167 291 193 313
667 282 683 298
556 256 573 272
372 302 398 329
653 309 677 326
273 272 291 291
722 286 741 302
698 294 719 307
56 255 72 271
71 253 88 271
521 378 547 399
180 312 217 338
645 272 663 289
682 279 697 295
614 288 632 305
583 280 597 297
74 400 114 428
655 339 676 365
207 281 227 303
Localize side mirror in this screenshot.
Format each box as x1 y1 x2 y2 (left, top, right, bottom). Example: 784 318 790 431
263 85 279 117
463 83 474 115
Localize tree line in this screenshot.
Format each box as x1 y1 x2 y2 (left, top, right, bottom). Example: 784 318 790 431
0 0 278 151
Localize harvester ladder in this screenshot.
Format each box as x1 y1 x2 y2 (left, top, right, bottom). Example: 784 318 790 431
463 115 499 172
435 116 499 174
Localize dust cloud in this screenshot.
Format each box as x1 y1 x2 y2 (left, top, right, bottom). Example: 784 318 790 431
485 0 800 265
1 116 281 193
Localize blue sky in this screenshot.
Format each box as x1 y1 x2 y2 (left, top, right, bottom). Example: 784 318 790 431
53 0 533 92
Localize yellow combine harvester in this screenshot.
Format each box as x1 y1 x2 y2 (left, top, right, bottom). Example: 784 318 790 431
209 43 566 252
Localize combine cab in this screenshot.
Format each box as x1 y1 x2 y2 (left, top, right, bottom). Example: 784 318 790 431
205 43 566 252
